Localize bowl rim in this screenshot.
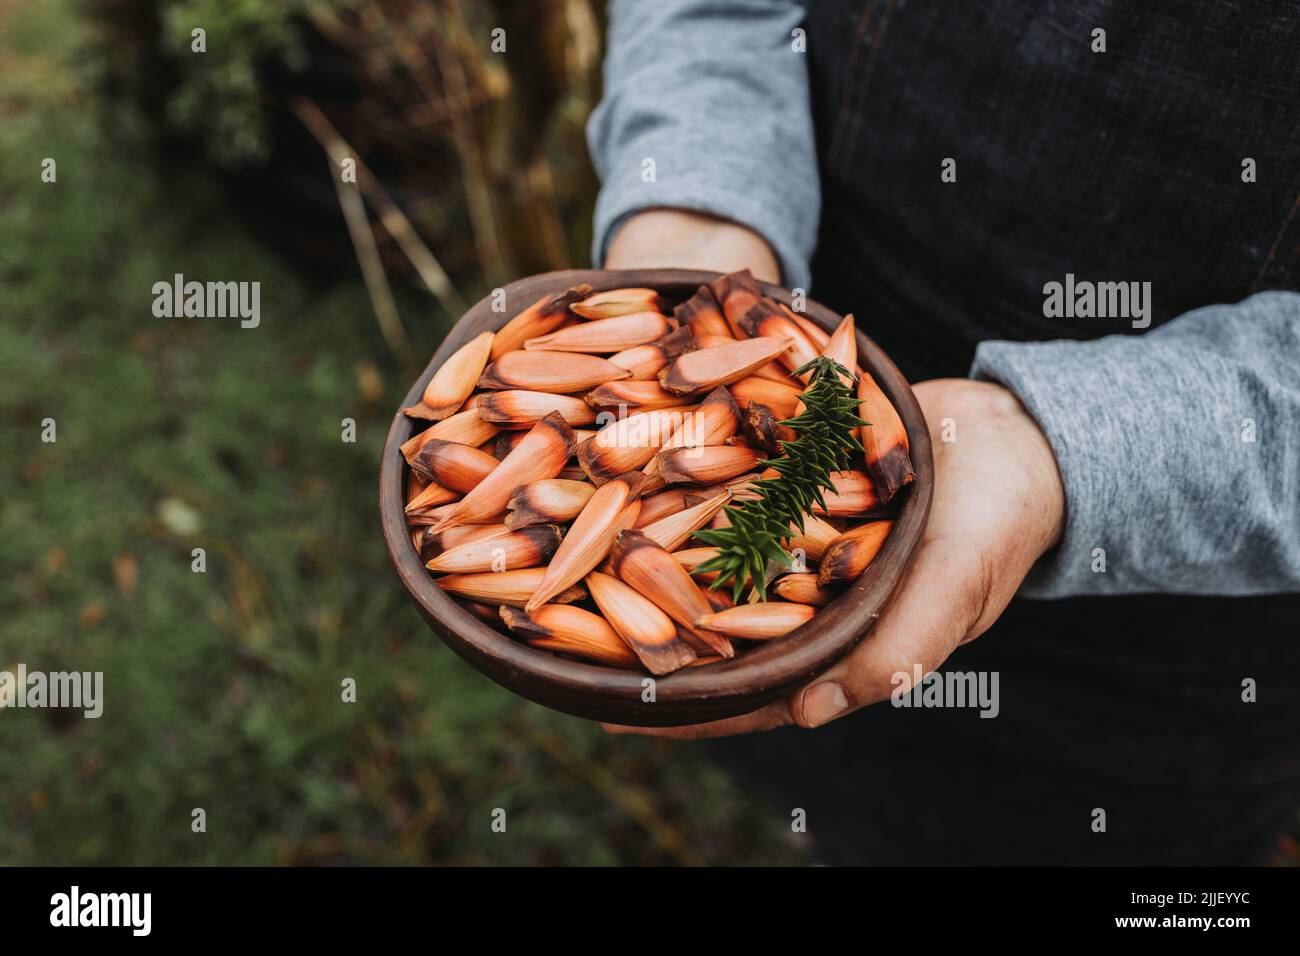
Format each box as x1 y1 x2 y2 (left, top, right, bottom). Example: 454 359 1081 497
379 268 933 724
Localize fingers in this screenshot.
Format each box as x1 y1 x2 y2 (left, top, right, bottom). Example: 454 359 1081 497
603 541 989 737
602 380 1048 739
789 540 988 728
602 698 793 740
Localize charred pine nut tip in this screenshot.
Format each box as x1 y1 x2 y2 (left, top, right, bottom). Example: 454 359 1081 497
401 402 441 421
655 322 698 356
687 387 743 437
477 390 597 427
608 324 696 380
674 285 732 340
424 522 513 557
411 502 507 529
658 336 794 396
701 584 736 612
738 400 787 454
493 430 526 458
489 286 591 359
642 395 743 487
498 605 550 639
579 408 691 485
401 409 501 466
817 520 895 588
462 600 508 628
505 479 596 529
585 379 694 412
858 371 916 503
510 605 640 667
478 350 633 393
711 269 764 339
585 571 697 675
504 605 636 667
738 306 820 378
677 627 736 659
413 439 499 493
429 412 575 532
571 287 663 319
609 530 733 658
524 476 645 611
424 524 563 574
607 344 666 381
772 573 836 607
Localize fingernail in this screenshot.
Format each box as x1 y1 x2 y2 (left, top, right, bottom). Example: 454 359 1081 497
801 682 849 727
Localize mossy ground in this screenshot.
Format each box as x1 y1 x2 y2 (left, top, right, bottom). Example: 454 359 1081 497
0 0 807 865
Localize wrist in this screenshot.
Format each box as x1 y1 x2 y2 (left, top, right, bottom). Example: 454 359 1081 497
923 378 1066 559
605 209 781 283
988 385 1067 557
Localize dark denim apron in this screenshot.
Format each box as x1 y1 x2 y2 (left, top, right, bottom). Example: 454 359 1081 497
714 0 1300 864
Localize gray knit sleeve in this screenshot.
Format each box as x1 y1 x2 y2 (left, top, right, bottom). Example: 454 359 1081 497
972 291 1300 598
587 0 819 289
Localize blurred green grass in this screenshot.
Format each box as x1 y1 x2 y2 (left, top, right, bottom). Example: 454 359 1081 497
0 0 807 865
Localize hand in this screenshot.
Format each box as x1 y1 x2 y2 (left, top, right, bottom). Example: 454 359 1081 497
605 209 782 283
606 378 1067 738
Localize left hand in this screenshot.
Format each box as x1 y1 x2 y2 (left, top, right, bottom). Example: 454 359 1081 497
604 378 1067 738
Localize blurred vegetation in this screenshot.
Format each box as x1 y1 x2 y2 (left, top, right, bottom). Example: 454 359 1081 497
0 0 808 864
90 0 600 288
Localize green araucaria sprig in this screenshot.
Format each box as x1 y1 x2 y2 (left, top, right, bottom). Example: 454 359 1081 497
693 356 866 599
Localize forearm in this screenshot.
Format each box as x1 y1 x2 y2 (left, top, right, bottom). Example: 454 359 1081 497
588 0 817 287
973 291 1300 597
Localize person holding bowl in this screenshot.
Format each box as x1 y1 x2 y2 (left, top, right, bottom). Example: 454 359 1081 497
589 0 1300 865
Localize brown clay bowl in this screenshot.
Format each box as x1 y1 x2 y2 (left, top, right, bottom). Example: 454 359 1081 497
380 269 933 726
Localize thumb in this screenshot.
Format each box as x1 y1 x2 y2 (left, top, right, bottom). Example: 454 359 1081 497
789 540 990 728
